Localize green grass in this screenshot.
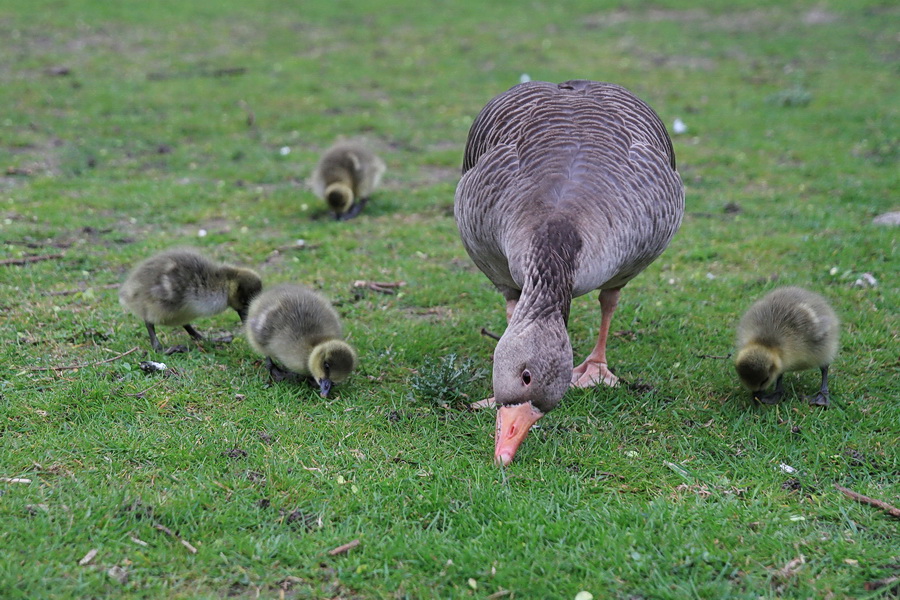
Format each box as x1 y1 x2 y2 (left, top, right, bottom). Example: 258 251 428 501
1 0 898 598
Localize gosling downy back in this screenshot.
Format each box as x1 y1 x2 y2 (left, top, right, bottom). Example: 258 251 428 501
119 248 262 351
455 80 684 464
310 142 386 220
735 286 839 405
245 283 357 396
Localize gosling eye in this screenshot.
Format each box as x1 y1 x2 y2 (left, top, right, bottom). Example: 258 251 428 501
522 369 532 386
323 361 331 377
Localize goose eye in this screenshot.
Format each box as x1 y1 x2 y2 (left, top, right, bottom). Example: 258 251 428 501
522 369 532 385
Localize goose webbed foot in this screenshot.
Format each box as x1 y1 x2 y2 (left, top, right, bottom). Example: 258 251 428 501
571 360 619 388
209 333 234 344
470 397 497 409
164 344 189 355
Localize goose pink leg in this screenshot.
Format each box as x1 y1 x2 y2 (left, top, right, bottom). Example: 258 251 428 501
571 288 620 387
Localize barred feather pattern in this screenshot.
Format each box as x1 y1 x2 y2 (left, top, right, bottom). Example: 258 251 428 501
455 80 684 303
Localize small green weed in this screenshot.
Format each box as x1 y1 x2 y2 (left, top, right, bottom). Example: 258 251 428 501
409 353 487 408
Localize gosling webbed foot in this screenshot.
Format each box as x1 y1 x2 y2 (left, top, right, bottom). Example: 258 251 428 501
753 374 784 405
808 392 830 407
754 390 783 405
808 366 830 407
265 357 293 382
339 197 369 221
264 357 307 385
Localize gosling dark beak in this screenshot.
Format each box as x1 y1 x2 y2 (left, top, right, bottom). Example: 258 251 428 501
494 401 544 466
236 308 248 323
319 378 333 398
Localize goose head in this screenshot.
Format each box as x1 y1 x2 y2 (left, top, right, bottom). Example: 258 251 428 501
325 182 354 218
493 315 572 466
225 267 263 322
735 343 782 394
309 339 358 397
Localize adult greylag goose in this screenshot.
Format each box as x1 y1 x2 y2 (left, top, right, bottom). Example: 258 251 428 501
119 248 262 352
310 141 386 220
244 283 357 397
454 80 685 465
735 286 839 406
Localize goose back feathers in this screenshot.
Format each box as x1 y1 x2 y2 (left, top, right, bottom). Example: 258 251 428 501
456 80 683 300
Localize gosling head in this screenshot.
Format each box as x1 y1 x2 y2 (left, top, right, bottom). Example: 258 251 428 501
325 182 354 217
308 339 357 397
224 267 263 322
734 344 782 394
492 319 572 466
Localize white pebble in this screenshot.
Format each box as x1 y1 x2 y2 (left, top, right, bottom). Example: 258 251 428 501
519 73 531 83
672 118 687 134
829 267 839 276
279 146 291 156
853 273 877 288
198 228 207 237
575 592 594 600
778 463 797 474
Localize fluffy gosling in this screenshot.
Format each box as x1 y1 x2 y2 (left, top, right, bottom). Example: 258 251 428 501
310 141 386 220
245 283 357 397
119 248 262 352
735 286 839 406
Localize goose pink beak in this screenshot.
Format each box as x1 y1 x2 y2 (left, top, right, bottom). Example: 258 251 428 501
494 402 544 466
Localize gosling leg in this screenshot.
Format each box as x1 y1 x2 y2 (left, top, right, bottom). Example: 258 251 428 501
808 366 830 407
183 324 204 341
264 357 305 384
145 322 163 352
755 375 784 405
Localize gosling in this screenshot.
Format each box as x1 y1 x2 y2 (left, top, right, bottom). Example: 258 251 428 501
119 248 262 353
245 283 357 397
734 286 839 406
310 141 386 220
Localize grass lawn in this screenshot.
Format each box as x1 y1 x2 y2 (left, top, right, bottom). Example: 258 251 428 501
1 0 897 598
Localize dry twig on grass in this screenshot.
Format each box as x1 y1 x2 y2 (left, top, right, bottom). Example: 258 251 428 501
0 253 64 266
45 283 120 297
327 539 360 556
480 328 501 341
153 523 198 554
1 477 32 484
835 484 900 518
353 280 405 294
865 576 900 592
25 347 140 372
